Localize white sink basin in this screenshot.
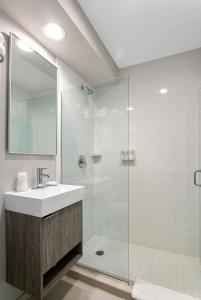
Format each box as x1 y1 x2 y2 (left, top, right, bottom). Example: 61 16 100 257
5 184 84 217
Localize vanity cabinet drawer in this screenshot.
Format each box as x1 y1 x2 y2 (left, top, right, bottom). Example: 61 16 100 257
42 201 82 273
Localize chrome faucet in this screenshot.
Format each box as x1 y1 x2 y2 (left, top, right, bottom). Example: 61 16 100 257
36 168 50 188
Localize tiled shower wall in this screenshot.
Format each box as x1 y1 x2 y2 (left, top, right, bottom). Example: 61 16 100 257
93 77 130 242
120 48 201 257
62 48 201 260
61 85 95 244
61 77 131 246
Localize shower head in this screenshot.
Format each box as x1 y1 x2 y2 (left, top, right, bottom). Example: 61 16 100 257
81 85 93 95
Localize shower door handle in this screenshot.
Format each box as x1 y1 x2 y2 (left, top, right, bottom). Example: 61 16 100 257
194 170 201 186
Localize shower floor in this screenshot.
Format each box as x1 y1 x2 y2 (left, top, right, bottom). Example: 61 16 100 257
79 235 201 299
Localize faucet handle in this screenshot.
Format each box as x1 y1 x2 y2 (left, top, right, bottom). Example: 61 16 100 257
36 168 49 188
37 167 47 173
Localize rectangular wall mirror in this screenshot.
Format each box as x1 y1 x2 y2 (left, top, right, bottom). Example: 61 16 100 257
8 33 57 155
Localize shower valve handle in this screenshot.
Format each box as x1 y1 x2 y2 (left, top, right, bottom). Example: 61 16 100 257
78 155 87 168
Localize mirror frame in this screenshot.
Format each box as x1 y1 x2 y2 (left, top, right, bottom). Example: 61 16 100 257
8 33 58 155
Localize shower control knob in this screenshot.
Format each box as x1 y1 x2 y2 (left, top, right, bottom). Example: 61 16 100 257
78 155 87 168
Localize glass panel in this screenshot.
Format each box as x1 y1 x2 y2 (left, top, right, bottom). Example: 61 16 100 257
9 34 57 155
61 77 129 282
131 54 201 299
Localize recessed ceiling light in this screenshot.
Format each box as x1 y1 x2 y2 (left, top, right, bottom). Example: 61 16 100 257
17 40 33 52
43 23 65 41
159 88 168 95
126 107 133 111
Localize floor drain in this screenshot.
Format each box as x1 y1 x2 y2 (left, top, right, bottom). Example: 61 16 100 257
96 250 104 256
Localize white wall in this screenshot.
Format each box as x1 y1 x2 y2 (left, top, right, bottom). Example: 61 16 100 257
0 12 57 299
56 59 86 182
120 48 201 257
0 13 86 299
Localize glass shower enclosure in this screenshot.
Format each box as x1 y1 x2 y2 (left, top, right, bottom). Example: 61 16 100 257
61 77 130 282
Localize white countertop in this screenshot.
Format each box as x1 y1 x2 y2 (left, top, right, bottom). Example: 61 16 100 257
5 184 84 217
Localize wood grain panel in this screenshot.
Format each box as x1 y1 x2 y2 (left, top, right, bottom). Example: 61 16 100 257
42 201 82 273
6 201 82 299
6 211 43 299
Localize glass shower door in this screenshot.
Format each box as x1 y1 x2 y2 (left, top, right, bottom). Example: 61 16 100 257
61 77 130 282
61 87 95 245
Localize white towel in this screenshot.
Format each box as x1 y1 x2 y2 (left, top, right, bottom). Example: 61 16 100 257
132 278 199 300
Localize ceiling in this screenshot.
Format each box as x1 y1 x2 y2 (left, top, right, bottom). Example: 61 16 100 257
78 0 201 68
0 0 117 83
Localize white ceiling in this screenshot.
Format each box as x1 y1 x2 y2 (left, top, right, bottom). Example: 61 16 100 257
78 0 201 68
0 0 117 82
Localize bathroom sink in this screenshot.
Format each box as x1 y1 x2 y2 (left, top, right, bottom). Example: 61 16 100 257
4 184 84 217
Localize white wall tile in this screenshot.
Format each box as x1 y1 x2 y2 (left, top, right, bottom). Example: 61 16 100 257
120 48 201 257
61 82 95 245
93 77 130 242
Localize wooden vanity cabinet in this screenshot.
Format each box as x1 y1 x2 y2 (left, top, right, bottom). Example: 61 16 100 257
6 201 82 299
